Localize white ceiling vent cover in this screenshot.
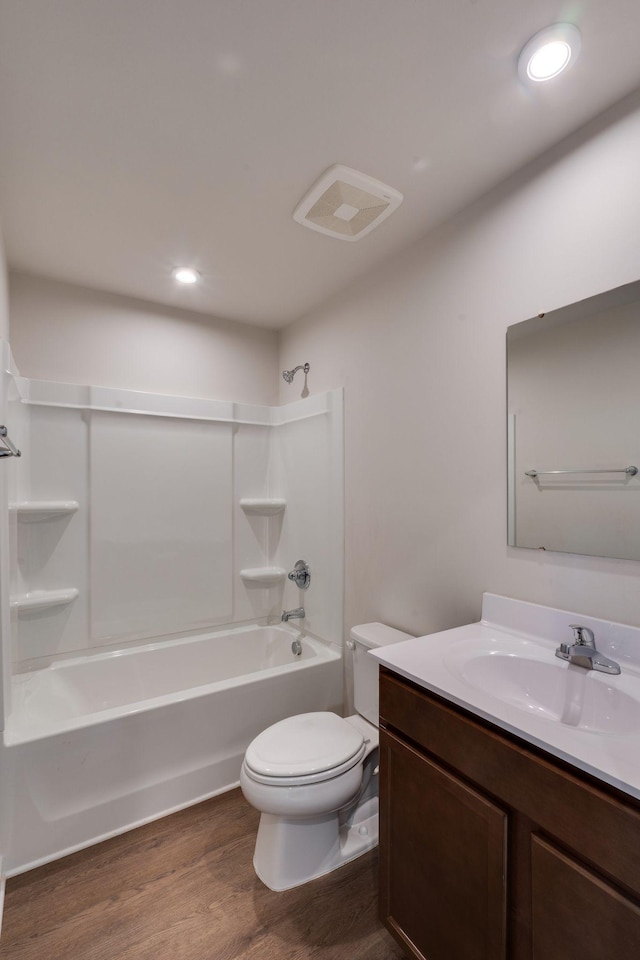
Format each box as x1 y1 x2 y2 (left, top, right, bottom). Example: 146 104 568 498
293 164 403 241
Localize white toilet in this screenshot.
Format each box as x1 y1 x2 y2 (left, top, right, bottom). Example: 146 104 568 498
240 622 412 891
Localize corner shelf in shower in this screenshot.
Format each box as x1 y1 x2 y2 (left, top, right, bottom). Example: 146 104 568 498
10 587 80 613
240 567 287 585
10 500 80 521
239 498 286 516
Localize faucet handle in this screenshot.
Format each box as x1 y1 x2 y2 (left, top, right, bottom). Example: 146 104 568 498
569 624 595 647
287 560 311 590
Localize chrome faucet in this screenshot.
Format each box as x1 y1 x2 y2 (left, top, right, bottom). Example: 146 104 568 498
555 624 621 675
281 607 305 622
287 560 311 590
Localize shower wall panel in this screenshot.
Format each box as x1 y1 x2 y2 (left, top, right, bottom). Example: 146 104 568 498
232 423 283 623
273 390 344 648
7 378 344 668
14 404 88 663
89 413 233 643
0 342 12 727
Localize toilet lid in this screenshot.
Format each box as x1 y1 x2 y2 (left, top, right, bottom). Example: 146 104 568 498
244 712 365 779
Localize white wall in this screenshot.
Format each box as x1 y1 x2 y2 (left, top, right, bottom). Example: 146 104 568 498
0 230 10 721
280 92 640 637
0 230 11 721
0 230 8 342
0 224 9 923
9 273 278 405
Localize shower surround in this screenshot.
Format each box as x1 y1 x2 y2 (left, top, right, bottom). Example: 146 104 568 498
0 349 344 875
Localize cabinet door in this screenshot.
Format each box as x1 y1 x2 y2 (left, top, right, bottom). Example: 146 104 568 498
531 835 640 960
380 728 508 960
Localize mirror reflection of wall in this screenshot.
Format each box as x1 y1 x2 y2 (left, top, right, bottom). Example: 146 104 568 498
507 280 640 561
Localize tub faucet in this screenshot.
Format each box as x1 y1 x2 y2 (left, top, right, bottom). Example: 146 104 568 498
281 607 305 622
555 624 621 675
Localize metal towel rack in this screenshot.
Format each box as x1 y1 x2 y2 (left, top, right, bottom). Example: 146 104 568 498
525 465 638 479
0 425 21 458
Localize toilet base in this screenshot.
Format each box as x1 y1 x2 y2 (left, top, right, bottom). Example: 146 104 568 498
253 796 379 891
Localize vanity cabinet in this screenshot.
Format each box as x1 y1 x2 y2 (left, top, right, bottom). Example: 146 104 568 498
379 669 640 960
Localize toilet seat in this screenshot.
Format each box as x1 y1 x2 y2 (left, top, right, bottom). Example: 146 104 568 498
243 712 365 786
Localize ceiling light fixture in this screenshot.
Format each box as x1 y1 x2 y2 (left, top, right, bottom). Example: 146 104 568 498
518 23 581 84
173 266 200 285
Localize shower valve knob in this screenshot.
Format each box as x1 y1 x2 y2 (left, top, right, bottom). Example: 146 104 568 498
287 560 311 590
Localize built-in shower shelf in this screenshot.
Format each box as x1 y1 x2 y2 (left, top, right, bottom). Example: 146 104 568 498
10 500 80 521
10 588 79 613
240 567 287 585
239 498 286 516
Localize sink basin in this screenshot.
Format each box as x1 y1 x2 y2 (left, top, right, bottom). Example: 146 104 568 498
460 652 640 735
371 594 640 800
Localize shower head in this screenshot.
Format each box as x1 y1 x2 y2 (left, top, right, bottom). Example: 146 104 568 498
282 362 310 384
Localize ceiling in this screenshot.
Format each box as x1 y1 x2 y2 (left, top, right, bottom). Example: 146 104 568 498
1 1 640 329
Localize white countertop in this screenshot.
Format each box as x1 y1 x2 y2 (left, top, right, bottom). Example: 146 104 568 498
371 593 640 802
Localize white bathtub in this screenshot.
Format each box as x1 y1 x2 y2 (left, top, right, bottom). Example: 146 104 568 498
2 624 343 875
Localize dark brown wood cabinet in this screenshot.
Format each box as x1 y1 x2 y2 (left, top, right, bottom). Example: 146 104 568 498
379 668 640 960
381 728 508 959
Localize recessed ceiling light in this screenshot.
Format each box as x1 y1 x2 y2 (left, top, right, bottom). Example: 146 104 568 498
518 23 581 84
173 266 200 285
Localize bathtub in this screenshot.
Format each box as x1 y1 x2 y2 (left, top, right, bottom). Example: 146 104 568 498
2 624 343 875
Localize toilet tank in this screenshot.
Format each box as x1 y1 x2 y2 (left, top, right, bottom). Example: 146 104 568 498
350 622 413 725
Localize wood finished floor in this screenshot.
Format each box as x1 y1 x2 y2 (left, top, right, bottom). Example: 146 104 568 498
1 788 405 960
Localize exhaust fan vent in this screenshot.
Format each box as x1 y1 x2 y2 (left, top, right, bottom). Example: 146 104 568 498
293 164 403 241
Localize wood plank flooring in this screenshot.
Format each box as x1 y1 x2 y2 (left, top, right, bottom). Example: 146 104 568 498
1 788 405 960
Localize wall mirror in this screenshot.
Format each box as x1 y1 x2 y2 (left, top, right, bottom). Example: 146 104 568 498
507 279 640 561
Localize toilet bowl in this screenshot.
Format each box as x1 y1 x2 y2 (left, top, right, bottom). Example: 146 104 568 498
240 622 412 891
